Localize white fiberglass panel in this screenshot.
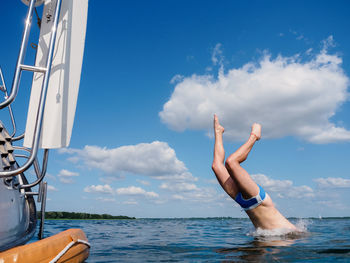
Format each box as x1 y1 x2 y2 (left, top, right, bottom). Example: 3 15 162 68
23 0 88 148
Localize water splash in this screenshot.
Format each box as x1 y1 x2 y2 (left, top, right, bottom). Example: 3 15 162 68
248 227 295 237
294 218 310 232
248 219 310 238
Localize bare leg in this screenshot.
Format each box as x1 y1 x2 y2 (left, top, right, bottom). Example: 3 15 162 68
212 115 238 199
225 124 261 199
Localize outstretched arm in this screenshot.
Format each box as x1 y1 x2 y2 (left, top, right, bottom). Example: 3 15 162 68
212 115 238 199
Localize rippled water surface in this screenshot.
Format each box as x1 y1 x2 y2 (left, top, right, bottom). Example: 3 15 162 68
31 218 350 262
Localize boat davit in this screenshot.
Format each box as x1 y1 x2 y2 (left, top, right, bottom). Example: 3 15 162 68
0 0 89 261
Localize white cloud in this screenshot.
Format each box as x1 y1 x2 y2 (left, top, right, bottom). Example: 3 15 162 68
84 184 114 195
322 35 336 49
47 185 58 191
61 141 211 204
45 173 56 181
159 180 221 203
59 177 74 184
58 169 79 177
296 34 304 40
167 185 219 203
61 141 196 182
251 173 293 191
57 169 79 184
160 182 198 192
159 38 350 144
172 194 185 200
252 174 314 199
290 30 309 43
57 148 76 154
84 184 159 200
99 176 124 184
212 43 224 66
96 197 116 202
116 186 159 198
314 177 350 188
151 172 197 182
137 179 150 186
170 74 184 84
305 48 313 55
183 187 219 203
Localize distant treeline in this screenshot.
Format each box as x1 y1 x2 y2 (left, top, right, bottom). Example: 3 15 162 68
37 211 135 220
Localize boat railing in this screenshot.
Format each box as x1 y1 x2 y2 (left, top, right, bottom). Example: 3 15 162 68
0 0 62 180
0 68 17 138
0 0 63 239
1 66 49 192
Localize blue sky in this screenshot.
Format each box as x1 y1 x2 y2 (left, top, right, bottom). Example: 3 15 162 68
1 0 350 218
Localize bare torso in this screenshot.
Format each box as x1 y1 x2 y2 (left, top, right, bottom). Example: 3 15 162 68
246 194 296 230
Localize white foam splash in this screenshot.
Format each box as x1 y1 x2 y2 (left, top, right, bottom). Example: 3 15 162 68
249 227 294 237
294 219 310 232
248 219 309 238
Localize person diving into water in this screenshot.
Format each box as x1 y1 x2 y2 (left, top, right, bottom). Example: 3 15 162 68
212 115 296 230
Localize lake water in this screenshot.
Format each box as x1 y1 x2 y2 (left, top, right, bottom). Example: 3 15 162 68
30 217 350 262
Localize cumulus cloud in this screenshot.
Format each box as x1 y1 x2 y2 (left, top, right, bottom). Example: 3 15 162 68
160 182 198 192
84 184 114 195
61 141 209 203
57 169 79 184
116 186 159 198
182 187 218 203
314 177 350 188
158 178 220 203
159 37 350 143
84 184 159 203
251 174 314 198
163 183 219 203
60 141 196 182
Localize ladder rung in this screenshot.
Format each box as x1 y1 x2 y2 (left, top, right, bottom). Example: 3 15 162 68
8 153 15 164
20 64 47 73
0 144 7 156
2 157 10 169
3 130 11 141
0 133 5 143
5 141 14 153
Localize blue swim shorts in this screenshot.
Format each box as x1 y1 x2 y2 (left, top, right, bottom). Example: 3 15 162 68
235 184 267 211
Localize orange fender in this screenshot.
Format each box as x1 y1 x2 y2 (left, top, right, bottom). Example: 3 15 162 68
0 228 90 263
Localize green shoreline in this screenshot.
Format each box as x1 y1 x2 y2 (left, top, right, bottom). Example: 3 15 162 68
37 211 136 220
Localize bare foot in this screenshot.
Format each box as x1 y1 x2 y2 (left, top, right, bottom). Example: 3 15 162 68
250 123 261 140
214 114 224 135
